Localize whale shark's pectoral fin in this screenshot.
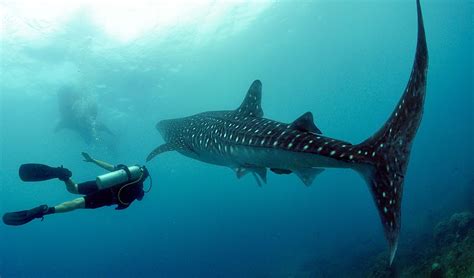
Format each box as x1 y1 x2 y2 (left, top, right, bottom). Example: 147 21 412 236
235 80 264 117
251 172 263 187
235 166 267 187
294 168 325 186
146 143 176 162
253 167 267 185
235 167 248 179
290 112 322 134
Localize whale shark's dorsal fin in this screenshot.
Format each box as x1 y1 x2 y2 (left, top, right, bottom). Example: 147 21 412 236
235 80 263 117
291 112 322 134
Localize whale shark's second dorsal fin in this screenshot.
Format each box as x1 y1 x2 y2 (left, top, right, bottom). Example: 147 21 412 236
291 112 322 134
235 80 263 117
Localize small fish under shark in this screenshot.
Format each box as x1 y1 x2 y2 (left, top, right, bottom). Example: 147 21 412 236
147 0 428 265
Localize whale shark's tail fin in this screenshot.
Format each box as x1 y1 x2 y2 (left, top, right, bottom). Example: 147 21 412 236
351 0 428 265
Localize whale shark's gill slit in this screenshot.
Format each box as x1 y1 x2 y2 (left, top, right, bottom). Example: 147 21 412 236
352 0 428 266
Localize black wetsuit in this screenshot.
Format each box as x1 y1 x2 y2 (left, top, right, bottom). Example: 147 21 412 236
78 180 145 210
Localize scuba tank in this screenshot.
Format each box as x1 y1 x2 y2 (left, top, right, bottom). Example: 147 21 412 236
96 165 143 190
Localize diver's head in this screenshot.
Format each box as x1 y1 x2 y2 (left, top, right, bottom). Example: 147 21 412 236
137 165 151 201
140 166 150 181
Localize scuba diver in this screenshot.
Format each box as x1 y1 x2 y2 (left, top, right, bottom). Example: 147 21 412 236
2 153 151 226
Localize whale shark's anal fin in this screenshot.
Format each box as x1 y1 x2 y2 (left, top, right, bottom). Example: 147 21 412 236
294 168 324 187
235 80 263 117
146 143 176 162
352 0 428 265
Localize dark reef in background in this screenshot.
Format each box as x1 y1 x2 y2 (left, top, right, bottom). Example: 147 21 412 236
466 179 474 212
293 178 474 278
365 210 474 278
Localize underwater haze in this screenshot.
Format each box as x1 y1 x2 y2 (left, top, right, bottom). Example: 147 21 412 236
0 1 473 277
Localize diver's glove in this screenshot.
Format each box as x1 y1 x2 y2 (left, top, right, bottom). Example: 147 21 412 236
54 166 72 181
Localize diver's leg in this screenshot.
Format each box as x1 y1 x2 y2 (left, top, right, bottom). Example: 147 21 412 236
53 197 85 213
3 198 85 226
3 205 51 226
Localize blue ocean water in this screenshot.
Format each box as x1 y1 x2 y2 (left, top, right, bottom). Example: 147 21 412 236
0 1 472 277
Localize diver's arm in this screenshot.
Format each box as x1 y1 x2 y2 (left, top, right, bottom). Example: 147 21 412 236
81 152 115 172
64 178 79 194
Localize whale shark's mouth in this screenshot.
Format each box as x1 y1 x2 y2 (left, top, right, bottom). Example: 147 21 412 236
156 119 170 136
156 118 181 143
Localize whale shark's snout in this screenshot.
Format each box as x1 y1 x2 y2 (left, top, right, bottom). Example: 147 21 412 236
146 118 184 162
155 120 167 134
156 120 170 140
155 118 181 142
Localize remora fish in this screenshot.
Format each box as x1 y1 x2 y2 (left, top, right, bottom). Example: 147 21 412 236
147 0 428 265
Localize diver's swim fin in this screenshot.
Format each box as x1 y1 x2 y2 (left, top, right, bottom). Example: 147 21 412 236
19 164 72 182
2 205 50 226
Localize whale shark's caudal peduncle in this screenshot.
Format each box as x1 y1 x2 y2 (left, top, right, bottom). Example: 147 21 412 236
147 0 428 265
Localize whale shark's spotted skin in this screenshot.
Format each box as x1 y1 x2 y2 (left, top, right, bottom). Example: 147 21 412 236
147 0 428 265
160 109 352 166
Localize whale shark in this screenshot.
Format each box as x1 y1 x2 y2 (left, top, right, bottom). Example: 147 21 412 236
55 86 113 145
147 0 428 265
